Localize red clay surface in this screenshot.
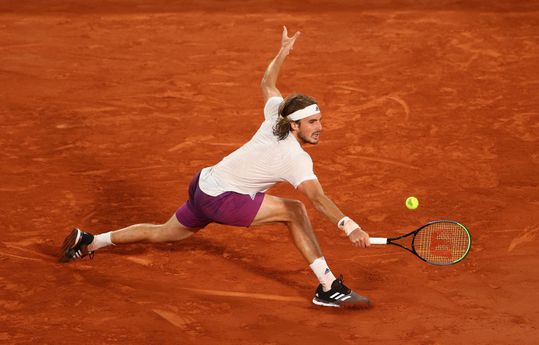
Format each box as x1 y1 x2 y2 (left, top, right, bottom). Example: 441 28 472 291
1 1 538 344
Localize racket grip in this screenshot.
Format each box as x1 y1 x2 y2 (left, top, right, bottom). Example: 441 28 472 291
369 237 388 245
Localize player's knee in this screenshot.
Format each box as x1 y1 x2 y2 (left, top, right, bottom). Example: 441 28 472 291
151 221 197 243
287 199 308 222
149 221 182 242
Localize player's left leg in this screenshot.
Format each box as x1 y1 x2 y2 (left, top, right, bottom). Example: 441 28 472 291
60 171 209 262
59 214 202 262
109 213 200 244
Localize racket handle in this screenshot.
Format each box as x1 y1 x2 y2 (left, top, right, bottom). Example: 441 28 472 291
369 237 388 245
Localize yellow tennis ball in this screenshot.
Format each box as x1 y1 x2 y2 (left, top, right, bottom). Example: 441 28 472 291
406 196 419 210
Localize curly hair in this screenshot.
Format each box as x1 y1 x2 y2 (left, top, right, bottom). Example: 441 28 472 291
273 94 317 140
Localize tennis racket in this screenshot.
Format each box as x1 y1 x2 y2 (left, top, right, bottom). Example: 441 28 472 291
369 220 471 266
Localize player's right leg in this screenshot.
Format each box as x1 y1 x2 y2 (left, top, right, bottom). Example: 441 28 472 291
251 195 323 264
251 195 371 308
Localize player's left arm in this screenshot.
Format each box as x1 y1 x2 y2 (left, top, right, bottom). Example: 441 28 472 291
298 179 370 248
260 26 300 102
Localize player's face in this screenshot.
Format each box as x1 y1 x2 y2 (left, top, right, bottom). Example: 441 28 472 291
295 113 322 145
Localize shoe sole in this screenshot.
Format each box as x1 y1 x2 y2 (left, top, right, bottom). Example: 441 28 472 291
312 297 372 309
59 228 81 262
312 297 340 308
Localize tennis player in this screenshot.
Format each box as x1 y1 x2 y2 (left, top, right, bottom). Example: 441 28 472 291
60 26 371 308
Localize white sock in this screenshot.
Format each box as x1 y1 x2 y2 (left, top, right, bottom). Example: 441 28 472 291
309 257 337 292
87 232 114 252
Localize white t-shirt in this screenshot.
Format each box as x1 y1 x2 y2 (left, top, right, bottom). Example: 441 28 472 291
198 96 318 197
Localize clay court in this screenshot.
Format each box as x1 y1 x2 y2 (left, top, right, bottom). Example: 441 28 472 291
1 0 538 344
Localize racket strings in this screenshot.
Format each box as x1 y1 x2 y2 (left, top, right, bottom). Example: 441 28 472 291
413 222 470 265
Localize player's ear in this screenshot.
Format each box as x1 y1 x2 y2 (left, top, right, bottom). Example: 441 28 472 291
290 120 300 131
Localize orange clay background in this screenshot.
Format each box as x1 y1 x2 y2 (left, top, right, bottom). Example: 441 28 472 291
1 1 538 344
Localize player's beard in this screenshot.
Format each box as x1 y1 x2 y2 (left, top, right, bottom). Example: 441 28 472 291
299 131 320 145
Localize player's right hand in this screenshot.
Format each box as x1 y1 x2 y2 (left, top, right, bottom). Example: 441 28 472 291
349 228 371 248
281 26 300 55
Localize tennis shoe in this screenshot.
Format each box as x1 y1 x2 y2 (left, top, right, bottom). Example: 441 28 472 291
59 228 95 262
312 275 371 308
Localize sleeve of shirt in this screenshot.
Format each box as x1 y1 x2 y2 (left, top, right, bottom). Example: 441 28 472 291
263 96 284 121
285 152 318 188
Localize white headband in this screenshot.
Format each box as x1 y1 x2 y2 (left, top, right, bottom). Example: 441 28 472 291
287 104 321 121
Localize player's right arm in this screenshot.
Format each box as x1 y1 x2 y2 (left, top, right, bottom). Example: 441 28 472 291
260 26 300 102
298 179 370 248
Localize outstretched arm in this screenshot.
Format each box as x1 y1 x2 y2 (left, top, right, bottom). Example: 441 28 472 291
298 179 371 248
261 26 300 102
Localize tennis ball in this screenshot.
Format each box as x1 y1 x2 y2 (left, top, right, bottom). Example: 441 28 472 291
406 196 419 210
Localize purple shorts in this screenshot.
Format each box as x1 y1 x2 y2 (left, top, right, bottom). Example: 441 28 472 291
175 172 265 229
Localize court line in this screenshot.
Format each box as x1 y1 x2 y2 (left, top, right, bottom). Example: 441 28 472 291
181 287 305 303
0 251 43 262
3 242 53 260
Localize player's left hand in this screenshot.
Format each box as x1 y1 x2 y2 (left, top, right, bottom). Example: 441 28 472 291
349 228 371 248
281 26 300 55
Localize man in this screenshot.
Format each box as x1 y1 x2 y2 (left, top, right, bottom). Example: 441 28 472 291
61 26 372 308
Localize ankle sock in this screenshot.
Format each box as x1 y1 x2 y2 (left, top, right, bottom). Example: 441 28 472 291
309 257 337 292
87 232 114 251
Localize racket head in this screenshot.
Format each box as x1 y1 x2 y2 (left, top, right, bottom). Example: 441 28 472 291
411 220 471 266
